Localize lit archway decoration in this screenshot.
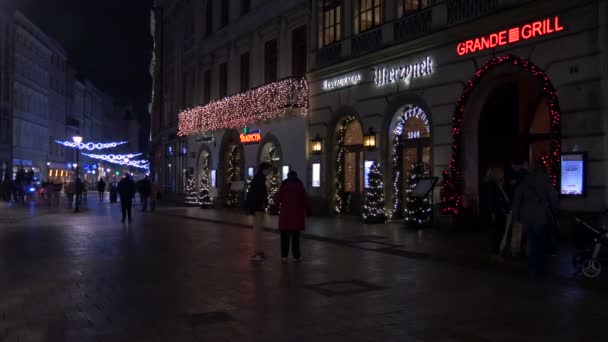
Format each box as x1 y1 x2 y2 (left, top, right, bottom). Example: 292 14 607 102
55 140 127 150
441 54 561 215
82 153 149 170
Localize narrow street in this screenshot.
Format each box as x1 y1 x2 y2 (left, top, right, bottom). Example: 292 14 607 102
0 198 605 341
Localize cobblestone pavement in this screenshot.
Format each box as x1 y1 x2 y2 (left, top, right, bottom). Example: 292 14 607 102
0 198 607 341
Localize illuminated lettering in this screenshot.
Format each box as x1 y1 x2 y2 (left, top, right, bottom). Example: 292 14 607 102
374 56 434 87
456 16 565 55
240 130 262 144
321 73 362 91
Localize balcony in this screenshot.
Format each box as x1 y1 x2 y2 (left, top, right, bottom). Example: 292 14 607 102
351 28 383 56
317 43 342 68
394 7 433 42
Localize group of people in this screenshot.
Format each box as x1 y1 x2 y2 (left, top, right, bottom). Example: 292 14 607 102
247 162 311 262
480 159 558 277
110 174 159 223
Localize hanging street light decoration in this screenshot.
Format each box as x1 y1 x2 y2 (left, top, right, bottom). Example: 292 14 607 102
81 153 149 170
55 140 128 150
178 77 308 136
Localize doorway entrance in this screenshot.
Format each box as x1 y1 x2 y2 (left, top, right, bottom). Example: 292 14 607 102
335 118 364 215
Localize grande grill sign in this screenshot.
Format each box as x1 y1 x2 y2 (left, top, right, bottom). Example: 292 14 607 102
457 16 564 56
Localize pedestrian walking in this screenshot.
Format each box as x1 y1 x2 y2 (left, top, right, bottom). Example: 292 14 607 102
65 181 75 209
275 171 310 261
246 162 272 261
138 176 151 212
150 180 160 212
512 160 558 278
117 174 137 223
479 167 511 260
97 178 106 203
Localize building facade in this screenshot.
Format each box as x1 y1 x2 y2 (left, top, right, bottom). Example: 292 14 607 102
308 0 608 217
0 11 13 178
151 0 310 205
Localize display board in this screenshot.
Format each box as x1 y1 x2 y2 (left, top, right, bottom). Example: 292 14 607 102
561 153 586 196
364 160 373 188
312 163 321 187
412 177 438 198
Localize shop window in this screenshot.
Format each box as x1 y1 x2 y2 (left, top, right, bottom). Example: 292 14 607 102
264 40 278 83
219 63 227 98
240 52 250 92
319 0 342 48
203 69 211 103
292 26 307 78
354 0 382 35
398 0 432 17
241 0 251 15
221 0 230 27
205 0 213 36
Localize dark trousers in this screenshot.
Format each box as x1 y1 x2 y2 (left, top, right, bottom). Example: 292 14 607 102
121 199 133 221
280 231 301 259
525 224 546 276
99 191 104 203
491 215 507 255
141 194 148 211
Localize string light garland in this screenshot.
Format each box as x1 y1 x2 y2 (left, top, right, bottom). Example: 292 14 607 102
178 78 308 136
199 157 212 209
82 153 149 170
404 162 433 228
334 116 355 214
441 54 561 215
55 140 127 150
390 106 427 219
362 162 387 224
224 145 241 208
265 146 280 215
184 174 199 206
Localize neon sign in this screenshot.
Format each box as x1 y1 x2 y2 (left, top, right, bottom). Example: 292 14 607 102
393 106 430 139
322 73 362 91
457 16 564 56
373 56 433 87
240 129 261 145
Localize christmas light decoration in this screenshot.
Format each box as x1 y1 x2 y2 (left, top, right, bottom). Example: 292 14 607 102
199 157 212 209
178 78 308 136
81 153 150 170
404 162 433 228
184 174 199 206
224 145 241 207
362 162 387 224
55 140 127 150
334 116 355 214
265 146 280 215
390 106 428 219
441 54 561 215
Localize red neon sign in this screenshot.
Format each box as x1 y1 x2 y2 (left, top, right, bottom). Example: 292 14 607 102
240 130 261 144
457 16 564 56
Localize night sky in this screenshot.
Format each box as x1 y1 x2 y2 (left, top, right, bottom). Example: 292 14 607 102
6 0 154 113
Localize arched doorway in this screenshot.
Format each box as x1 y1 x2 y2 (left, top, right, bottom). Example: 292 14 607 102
219 130 245 208
196 147 211 193
258 136 283 214
334 117 364 215
442 55 561 214
389 106 432 219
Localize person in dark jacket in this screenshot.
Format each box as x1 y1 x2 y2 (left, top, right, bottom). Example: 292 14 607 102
117 174 137 223
276 171 310 261
479 167 511 259
97 178 106 203
138 176 151 212
246 162 272 261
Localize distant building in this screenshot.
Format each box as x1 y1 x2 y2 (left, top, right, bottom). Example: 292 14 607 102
0 11 13 178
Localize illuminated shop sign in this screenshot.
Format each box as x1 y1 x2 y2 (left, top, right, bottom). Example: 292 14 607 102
196 135 214 143
240 128 261 145
457 16 564 56
373 56 433 87
394 106 430 140
322 73 362 91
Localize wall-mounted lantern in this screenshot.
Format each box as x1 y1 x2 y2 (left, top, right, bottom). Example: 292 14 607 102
311 134 323 154
363 127 377 150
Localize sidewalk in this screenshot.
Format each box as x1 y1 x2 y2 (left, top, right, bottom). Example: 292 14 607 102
159 205 585 283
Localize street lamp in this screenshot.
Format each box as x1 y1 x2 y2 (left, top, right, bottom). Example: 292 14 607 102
72 135 83 212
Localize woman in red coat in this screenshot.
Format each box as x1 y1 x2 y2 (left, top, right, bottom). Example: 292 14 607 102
276 171 310 261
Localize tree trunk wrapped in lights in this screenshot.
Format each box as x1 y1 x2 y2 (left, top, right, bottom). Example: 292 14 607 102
199 158 212 209
265 146 280 215
362 162 387 224
224 145 240 208
405 162 432 229
184 175 199 207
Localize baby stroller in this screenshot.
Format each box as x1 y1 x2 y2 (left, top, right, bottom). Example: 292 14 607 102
573 215 608 278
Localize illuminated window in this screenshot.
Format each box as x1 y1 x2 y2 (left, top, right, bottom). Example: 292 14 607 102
354 0 382 35
319 0 342 48
398 0 432 17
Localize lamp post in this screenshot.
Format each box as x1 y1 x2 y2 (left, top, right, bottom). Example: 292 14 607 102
72 135 83 212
